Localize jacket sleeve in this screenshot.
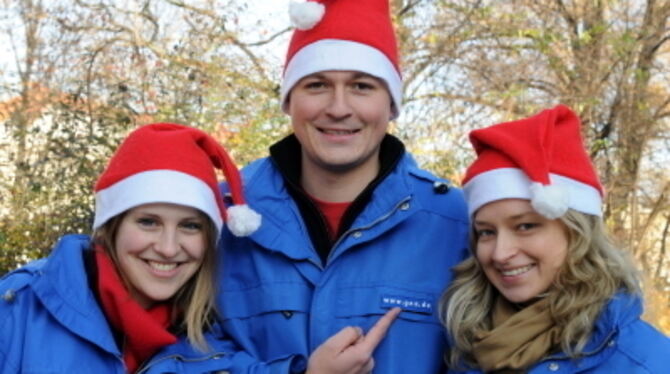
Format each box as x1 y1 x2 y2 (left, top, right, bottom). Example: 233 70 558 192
162 322 308 374
226 349 307 374
0 263 43 374
210 328 308 374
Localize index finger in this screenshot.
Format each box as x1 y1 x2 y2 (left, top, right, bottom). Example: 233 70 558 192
361 307 401 352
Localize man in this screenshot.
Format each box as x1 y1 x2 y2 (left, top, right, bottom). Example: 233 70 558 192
217 0 469 372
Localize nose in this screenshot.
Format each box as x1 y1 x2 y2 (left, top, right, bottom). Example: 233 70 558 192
491 231 518 264
154 228 180 258
325 85 352 120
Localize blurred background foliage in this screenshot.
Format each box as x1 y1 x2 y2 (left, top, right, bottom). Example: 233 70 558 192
1 0 668 332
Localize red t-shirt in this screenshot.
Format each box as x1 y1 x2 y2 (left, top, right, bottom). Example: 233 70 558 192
309 194 352 240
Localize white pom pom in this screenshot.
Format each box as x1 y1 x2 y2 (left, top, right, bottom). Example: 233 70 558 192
289 1 325 30
226 204 262 237
530 182 569 219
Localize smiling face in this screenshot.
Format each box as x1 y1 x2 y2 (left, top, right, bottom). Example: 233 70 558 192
114 203 207 308
473 199 569 304
287 70 392 176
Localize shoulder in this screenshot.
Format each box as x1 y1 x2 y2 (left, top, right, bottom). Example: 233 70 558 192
399 153 468 224
240 156 273 179
220 156 278 195
0 234 90 306
0 255 45 367
589 293 670 373
0 234 96 371
612 318 670 373
1 258 47 297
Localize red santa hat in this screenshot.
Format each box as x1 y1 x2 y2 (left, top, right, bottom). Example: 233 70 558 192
462 105 604 219
93 123 261 237
282 0 402 118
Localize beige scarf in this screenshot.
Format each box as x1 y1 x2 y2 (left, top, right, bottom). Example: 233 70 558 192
471 296 562 373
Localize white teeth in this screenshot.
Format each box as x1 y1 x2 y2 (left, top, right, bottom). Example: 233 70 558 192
501 265 533 276
322 129 355 135
148 261 177 271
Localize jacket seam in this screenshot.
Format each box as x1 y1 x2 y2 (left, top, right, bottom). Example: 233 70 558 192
610 345 654 373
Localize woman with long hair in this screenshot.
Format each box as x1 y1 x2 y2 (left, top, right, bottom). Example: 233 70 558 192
441 105 670 373
0 123 260 373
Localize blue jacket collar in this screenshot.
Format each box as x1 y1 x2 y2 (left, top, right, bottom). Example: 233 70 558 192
546 291 642 362
267 134 406 265
237 136 417 264
31 234 120 356
587 292 642 351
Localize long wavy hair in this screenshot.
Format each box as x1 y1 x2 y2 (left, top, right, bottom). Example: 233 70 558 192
439 209 641 370
93 208 218 351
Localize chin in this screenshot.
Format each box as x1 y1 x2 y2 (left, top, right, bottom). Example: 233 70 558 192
504 295 526 304
500 290 536 305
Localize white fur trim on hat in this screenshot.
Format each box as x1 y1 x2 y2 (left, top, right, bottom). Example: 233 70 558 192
226 204 262 237
93 170 223 233
289 1 325 30
463 168 602 218
281 39 403 119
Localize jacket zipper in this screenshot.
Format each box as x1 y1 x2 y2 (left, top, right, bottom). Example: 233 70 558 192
135 351 230 373
325 195 412 265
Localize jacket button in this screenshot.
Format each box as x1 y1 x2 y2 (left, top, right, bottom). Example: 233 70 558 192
2 289 15 303
400 202 410 211
608 339 615 347
352 231 363 239
548 362 559 371
433 181 450 194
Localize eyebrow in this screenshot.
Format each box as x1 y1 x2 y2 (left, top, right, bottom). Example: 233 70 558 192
304 73 326 80
474 210 538 225
510 211 537 220
134 210 159 216
134 210 201 220
352 72 375 79
303 72 377 80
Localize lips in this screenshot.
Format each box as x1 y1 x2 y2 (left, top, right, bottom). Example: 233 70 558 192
147 260 179 272
318 127 360 135
500 264 534 277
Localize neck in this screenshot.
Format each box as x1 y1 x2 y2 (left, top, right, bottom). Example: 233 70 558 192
301 157 380 203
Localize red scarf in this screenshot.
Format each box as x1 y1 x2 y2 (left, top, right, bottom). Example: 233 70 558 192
95 247 177 373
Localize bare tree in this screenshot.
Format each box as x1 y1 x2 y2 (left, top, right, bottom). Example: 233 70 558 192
0 0 287 273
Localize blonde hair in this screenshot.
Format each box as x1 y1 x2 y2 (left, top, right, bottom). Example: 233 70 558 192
439 209 641 370
93 209 219 351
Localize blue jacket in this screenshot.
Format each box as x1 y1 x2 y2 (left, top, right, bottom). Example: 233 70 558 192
217 143 470 373
0 234 234 374
447 293 670 374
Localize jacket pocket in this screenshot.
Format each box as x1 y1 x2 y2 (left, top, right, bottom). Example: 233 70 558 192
221 282 312 320
331 285 447 374
219 282 312 360
334 285 440 324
